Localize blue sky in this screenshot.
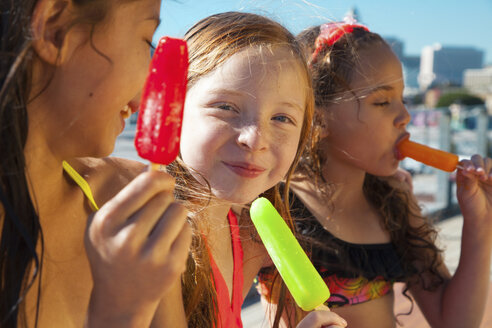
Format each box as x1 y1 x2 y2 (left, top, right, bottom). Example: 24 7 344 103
157 0 492 64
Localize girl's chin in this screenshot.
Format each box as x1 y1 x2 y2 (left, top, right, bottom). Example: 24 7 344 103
211 189 258 205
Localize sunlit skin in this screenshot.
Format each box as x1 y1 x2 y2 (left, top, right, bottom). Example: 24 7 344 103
20 1 191 327
277 42 492 328
180 47 306 205
151 44 348 327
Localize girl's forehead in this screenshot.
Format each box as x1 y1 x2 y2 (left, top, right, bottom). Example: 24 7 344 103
349 44 403 91
221 46 304 79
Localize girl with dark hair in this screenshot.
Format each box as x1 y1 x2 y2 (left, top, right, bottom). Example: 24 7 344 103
259 20 492 328
0 1 191 327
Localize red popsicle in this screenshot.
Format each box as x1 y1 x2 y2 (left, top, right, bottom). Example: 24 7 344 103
135 36 189 169
397 137 459 172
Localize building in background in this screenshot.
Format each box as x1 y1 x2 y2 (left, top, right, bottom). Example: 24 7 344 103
418 44 484 90
464 66 492 94
464 66 492 114
384 37 420 94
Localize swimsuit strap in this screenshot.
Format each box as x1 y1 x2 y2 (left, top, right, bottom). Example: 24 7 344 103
62 160 99 211
227 210 244 315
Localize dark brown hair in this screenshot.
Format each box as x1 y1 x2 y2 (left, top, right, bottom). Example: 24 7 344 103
0 1 133 326
295 25 445 319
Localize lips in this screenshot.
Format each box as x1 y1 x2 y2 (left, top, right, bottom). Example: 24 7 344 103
394 132 410 160
223 161 266 178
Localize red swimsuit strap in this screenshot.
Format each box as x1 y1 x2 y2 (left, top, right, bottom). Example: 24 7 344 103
206 210 244 328
227 210 244 313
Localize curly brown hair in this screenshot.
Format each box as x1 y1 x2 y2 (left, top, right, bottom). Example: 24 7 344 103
294 24 445 319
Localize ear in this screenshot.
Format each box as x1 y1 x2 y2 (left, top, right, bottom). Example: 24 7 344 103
31 0 74 66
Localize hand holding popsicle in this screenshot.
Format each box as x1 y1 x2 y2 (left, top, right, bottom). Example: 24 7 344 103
397 137 459 172
250 198 330 312
86 37 191 326
135 36 189 169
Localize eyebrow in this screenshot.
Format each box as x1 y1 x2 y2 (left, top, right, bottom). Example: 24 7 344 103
279 101 304 113
208 88 252 98
367 85 394 94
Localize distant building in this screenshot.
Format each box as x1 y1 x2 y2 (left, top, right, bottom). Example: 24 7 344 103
402 55 420 89
464 66 492 94
418 44 484 90
383 37 420 91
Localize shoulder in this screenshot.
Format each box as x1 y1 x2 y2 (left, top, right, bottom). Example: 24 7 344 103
67 157 146 206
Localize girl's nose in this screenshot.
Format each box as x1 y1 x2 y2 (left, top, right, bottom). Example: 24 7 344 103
395 102 411 128
237 124 268 151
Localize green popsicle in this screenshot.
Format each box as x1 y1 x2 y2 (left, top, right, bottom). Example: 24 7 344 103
250 197 330 311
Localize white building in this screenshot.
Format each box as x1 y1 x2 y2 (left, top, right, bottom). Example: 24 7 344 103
464 66 492 94
418 44 484 90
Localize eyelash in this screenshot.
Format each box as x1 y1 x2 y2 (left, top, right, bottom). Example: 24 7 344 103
217 104 236 112
272 115 295 125
373 98 407 107
146 40 156 50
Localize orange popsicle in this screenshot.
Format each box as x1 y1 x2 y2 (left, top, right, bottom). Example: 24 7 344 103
397 138 459 172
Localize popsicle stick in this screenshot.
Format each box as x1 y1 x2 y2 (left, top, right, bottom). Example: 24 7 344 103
315 304 330 311
149 163 164 171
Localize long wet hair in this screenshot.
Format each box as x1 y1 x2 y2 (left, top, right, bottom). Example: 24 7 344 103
294 25 445 317
0 1 134 326
165 11 314 328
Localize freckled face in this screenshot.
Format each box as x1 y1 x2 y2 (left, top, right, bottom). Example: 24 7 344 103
180 47 307 204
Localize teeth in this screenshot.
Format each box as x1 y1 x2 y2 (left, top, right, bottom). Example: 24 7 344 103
122 105 132 119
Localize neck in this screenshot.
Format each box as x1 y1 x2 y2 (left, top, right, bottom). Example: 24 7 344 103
24 126 68 218
198 199 232 231
320 156 368 212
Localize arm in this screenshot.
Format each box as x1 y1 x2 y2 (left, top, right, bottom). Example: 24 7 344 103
151 282 188 327
410 155 492 328
85 170 192 328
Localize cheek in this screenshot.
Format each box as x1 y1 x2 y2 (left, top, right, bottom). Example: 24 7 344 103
274 133 300 175
180 119 226 166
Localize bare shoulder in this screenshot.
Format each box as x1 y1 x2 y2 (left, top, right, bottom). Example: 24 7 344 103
68 157 146 206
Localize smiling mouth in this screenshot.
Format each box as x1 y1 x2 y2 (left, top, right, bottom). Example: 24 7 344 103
223 162 266 178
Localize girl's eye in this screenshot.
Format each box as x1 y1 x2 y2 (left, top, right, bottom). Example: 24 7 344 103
217 104 236 111
146 40 156 49
147 41 156 58
374 101 390 107
272 115 295 124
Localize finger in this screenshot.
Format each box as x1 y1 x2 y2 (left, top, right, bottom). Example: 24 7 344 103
458 158 480 177
119 190 175 243
96 171 175 231
143 202 190 257
297 310 347 328
169 222 192 274
482 157 492 182
470 154 485 172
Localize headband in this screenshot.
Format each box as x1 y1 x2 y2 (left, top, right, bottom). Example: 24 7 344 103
310 18 369 64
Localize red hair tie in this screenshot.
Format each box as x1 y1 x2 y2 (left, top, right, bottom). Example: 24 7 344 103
311 19 369 64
